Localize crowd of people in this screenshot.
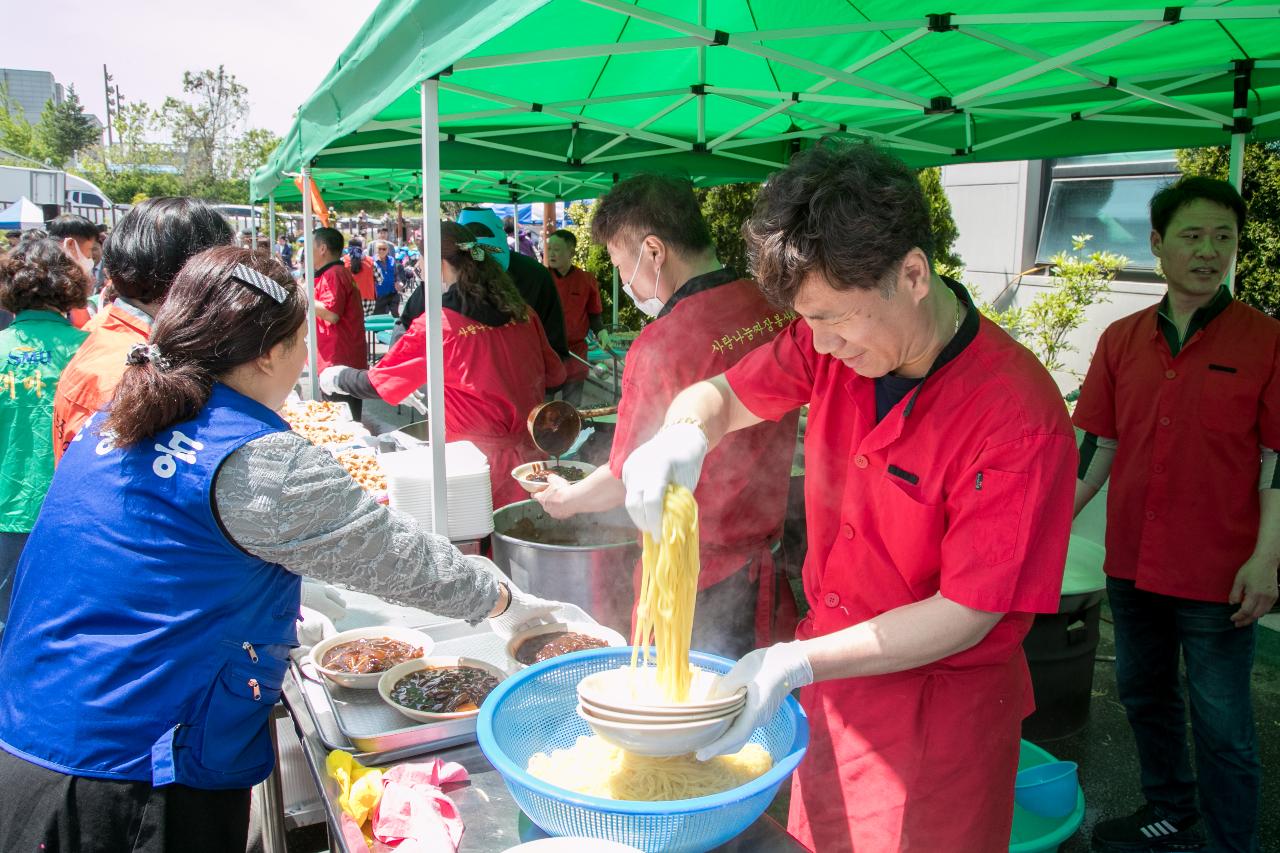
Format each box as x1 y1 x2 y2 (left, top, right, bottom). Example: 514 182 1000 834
0 150 1275 853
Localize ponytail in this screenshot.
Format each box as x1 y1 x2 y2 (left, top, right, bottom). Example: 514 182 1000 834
103 246 305 446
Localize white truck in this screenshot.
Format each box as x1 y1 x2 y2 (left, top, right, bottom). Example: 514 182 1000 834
0 165 122 225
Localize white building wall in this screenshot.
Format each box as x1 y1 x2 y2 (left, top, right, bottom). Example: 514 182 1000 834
941 161 1165 392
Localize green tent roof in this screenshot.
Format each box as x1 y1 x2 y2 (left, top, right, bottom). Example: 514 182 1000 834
253 0 1280 203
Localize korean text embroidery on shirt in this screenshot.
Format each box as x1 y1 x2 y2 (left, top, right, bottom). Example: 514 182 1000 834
711 311 796 355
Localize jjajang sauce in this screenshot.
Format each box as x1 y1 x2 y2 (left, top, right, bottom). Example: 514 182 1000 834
389 666 499 714
321 638 423 674
515 631 608 665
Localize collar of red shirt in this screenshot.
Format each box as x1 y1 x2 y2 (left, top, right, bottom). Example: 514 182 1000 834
900 276 981 417
1152 284 1233 353
656 266 739 319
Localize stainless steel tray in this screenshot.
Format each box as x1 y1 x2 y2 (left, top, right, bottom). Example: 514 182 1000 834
294 620 513 764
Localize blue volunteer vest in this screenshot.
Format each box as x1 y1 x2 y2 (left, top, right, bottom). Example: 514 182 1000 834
0 383 301 789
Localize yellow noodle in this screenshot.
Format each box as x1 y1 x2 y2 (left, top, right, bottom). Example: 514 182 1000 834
527 735 772 801
629 485 699 703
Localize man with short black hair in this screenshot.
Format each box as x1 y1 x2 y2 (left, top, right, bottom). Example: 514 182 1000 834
1075 176 1279 853
535 174 801 660
614 145 1076 851
311 227 367 419
53 198 234 460
545 228 610 406
45 215 98 282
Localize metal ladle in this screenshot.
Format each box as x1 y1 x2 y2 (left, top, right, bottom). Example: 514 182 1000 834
527 400 619 459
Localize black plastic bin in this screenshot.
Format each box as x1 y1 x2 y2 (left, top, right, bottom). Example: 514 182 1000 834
1022 589 1105 741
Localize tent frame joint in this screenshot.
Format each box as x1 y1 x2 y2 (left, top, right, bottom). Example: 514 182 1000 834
1163 6 1182 24
927 13 955 32
1229 115 1255 134
712 29 729 45
926 96 959 115
691 83 706 95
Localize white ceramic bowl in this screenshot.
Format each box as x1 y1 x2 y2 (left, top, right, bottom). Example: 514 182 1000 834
506 621 627 668
309 626 434 690
511 460 597 494
576 704 734 757
378 656 508 724
577 665 746 715
578 694 744 724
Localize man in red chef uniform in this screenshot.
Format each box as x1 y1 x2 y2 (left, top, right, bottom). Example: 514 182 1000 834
623 143 1077 852
544 228 611 407
535 175 799 658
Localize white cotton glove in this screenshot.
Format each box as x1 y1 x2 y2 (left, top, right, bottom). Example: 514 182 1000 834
318 365 347 396
402 389 428 415
300 578 348 623
297 606 337 647
621 422 709 538
468 555 591 640
695 642 814 762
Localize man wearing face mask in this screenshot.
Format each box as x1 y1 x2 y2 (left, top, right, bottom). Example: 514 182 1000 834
534 174 800 657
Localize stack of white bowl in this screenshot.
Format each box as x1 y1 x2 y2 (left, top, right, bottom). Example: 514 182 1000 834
575 665 747 756
384 441 494 540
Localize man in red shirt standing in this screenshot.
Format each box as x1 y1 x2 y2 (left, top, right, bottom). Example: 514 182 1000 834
544 229 611 406
310 228 368 419
1074 177 1279 853
621 143 1077 852
535 175 799 657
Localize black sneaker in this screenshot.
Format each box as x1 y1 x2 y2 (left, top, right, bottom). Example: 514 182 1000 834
1091 804 1206 851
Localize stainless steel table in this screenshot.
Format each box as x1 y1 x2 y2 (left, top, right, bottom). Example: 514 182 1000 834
280 672 807 853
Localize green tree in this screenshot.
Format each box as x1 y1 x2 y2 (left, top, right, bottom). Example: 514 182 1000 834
0 87 44 164
1177 143 1280 317
919 166 962 273
694 182 759 275
34 86 98 166
227 127 280 183
161 66 249 180
981 235 1127 377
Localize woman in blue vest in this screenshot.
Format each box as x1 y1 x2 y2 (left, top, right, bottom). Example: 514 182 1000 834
0 246 565 852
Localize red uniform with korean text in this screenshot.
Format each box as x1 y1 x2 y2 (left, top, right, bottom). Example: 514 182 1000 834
368 306 565 508
551 266 603 383
725 282 1076 851
610 270 800 645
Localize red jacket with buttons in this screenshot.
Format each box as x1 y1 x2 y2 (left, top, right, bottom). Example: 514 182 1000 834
1073 298 1280 601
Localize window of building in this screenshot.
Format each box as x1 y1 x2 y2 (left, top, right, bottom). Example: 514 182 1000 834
1035 151 1179 270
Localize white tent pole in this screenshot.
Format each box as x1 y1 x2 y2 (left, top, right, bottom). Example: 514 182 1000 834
1227 61 1251 294
421 79 449 536
268 194 276 246
301 168 320 401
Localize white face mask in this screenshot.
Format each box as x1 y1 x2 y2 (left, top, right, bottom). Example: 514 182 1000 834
622 243 664 318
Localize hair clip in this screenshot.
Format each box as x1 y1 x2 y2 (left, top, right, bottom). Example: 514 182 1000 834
126 343 170 371
229 263 288 303
455 241 499 262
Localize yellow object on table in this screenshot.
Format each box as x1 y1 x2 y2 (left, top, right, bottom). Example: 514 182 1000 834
326 750 385 826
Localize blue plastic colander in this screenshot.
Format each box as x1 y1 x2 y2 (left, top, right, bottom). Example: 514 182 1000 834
477 647 808 853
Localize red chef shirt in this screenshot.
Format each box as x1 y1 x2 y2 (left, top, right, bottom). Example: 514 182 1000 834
1072 290 1280 602
725 279 1076 670
609 268 800 590
369 306 566 507
551 266 603 383
314 262 368 372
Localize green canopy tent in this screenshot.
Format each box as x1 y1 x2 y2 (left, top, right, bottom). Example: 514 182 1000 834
255 0 1280 535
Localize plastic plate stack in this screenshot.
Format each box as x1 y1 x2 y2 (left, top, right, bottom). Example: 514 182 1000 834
478 648 809 853
384 442 493 540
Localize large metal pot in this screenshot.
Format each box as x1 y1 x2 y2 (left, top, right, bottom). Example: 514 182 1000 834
491 501 640 635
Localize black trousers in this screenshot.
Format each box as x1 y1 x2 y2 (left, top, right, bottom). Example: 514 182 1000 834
0 748 251 853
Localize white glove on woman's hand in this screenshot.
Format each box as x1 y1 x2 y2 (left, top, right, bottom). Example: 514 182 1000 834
621 422 708 538
695 642 813 761
467 555 592 638
300 578 348 623
318 365 347 396
297 607 337 647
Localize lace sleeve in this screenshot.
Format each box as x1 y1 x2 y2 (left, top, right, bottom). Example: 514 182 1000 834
213 430 500 623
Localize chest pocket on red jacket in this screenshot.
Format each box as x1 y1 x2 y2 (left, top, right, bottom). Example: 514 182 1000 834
1198 369 1258 434
874 474 945 592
